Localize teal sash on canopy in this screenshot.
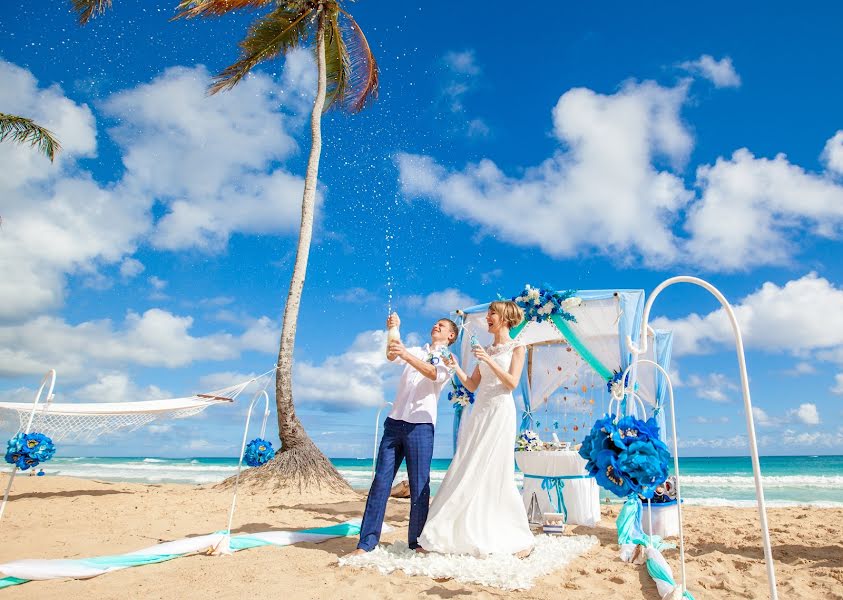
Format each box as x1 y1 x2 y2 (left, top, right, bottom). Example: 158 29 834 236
510 314 613 381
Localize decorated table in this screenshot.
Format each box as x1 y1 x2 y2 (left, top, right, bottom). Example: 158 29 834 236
516 449 601 526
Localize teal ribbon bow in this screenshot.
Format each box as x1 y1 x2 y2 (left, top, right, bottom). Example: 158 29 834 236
523 474 595 523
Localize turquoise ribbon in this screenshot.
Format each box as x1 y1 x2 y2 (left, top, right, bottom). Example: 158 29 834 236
523 474 594 523
550 314 613 380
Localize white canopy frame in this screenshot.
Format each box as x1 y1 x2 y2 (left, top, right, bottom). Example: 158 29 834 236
626 275 778 599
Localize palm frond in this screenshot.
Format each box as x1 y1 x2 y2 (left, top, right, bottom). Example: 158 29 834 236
71 0 113 25
209 5 315 95
338 9 379 112
174 0 278 19
0 113 61 162
322 5 350 112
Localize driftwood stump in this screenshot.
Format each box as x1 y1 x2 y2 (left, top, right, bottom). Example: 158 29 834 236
390 480 410 498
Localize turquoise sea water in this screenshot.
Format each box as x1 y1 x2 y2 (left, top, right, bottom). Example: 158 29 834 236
37 455 843 507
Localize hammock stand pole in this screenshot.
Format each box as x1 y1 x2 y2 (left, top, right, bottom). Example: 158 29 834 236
214 387 270 554
0 369 57 524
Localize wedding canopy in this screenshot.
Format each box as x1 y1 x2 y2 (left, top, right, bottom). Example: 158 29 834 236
449 289 674 448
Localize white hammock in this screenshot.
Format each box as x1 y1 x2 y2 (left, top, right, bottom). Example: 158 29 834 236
0 374 254 443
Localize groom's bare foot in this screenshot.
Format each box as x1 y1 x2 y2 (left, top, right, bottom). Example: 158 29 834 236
348 548 368 556
414 547 428 554
515 547 532 559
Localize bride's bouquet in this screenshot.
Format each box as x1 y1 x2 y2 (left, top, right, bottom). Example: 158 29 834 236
448 379 475 407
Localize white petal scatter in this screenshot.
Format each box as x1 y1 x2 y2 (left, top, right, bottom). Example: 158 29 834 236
339 534 598 590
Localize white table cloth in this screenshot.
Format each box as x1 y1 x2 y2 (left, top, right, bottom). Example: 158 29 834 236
516 450 601 526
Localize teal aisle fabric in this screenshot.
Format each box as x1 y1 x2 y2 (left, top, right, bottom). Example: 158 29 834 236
0 523 361 589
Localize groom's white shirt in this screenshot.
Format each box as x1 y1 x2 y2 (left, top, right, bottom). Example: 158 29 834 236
388 343 450 426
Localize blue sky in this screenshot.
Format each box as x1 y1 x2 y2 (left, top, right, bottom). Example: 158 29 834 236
1 0 843 459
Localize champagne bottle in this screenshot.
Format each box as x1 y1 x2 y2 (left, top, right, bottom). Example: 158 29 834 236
386 314 400 359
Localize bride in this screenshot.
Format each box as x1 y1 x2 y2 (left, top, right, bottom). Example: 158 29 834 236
418 300 534 557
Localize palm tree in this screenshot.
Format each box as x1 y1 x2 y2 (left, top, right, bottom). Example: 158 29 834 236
71 0 378 493
0 113 61 161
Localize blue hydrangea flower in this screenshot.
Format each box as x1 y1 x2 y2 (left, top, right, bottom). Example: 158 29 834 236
24 433 56 462
619 439 671 498
244 438 276 467
579 414 617 473
594 449 635 497
611 415 661 450
5 432 56 470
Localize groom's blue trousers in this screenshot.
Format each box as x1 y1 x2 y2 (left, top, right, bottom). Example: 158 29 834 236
357 417 434 551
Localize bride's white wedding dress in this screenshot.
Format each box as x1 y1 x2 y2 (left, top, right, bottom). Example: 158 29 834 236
418 341 534 556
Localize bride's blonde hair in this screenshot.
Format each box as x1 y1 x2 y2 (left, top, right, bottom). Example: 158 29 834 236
489 300 524 329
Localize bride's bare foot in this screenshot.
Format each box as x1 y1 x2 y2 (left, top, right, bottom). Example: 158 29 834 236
348 548 368 557
515 547 532 559
414 547 428 554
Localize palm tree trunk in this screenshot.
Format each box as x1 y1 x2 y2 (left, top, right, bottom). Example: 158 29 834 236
221 4 351 493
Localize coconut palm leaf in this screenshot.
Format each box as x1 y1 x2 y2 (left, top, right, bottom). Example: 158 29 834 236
322 4 350 111
338 9 379 112
0 113 61 162
174 0 278 19
209 4 316 95
71 0 113 25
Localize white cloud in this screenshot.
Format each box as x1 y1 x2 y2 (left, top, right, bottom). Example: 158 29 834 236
785 362 816 376
691 415 729 424
679 55 741 88
822 130 843 175
103 64 312 252
678 434 749 450
792 402 820 425
119 258 145 279
401 73 843 272
405 288 477 316
831 374 843 395
752 405 779 427
0 309 277 380
444 50 480 75
399 80 693 266
686 372 737 403
333 287 378 304
753 403 819 427
652 273 843 356
467 118 490 138
293 330 395 408
72 373 170 403
0 58 315 321
480 269 503 285
148 276 167 290
684 149 843 270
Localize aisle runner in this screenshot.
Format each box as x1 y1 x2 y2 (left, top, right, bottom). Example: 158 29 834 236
339 534 598 590
0 521 363 589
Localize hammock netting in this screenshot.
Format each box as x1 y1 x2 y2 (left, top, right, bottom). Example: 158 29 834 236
0 382 250 443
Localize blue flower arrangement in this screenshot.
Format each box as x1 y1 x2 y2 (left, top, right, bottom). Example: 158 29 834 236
512 285 579 324
244 438 275 467
4 432 56 471
578 414 671 499
448 379 475 407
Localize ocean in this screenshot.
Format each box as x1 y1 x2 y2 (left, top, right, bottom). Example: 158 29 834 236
37 455 843 508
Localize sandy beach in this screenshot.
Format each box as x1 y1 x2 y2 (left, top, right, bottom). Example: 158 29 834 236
0 475 840 599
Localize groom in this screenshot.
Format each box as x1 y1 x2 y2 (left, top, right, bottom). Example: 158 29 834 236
351 312 458 555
